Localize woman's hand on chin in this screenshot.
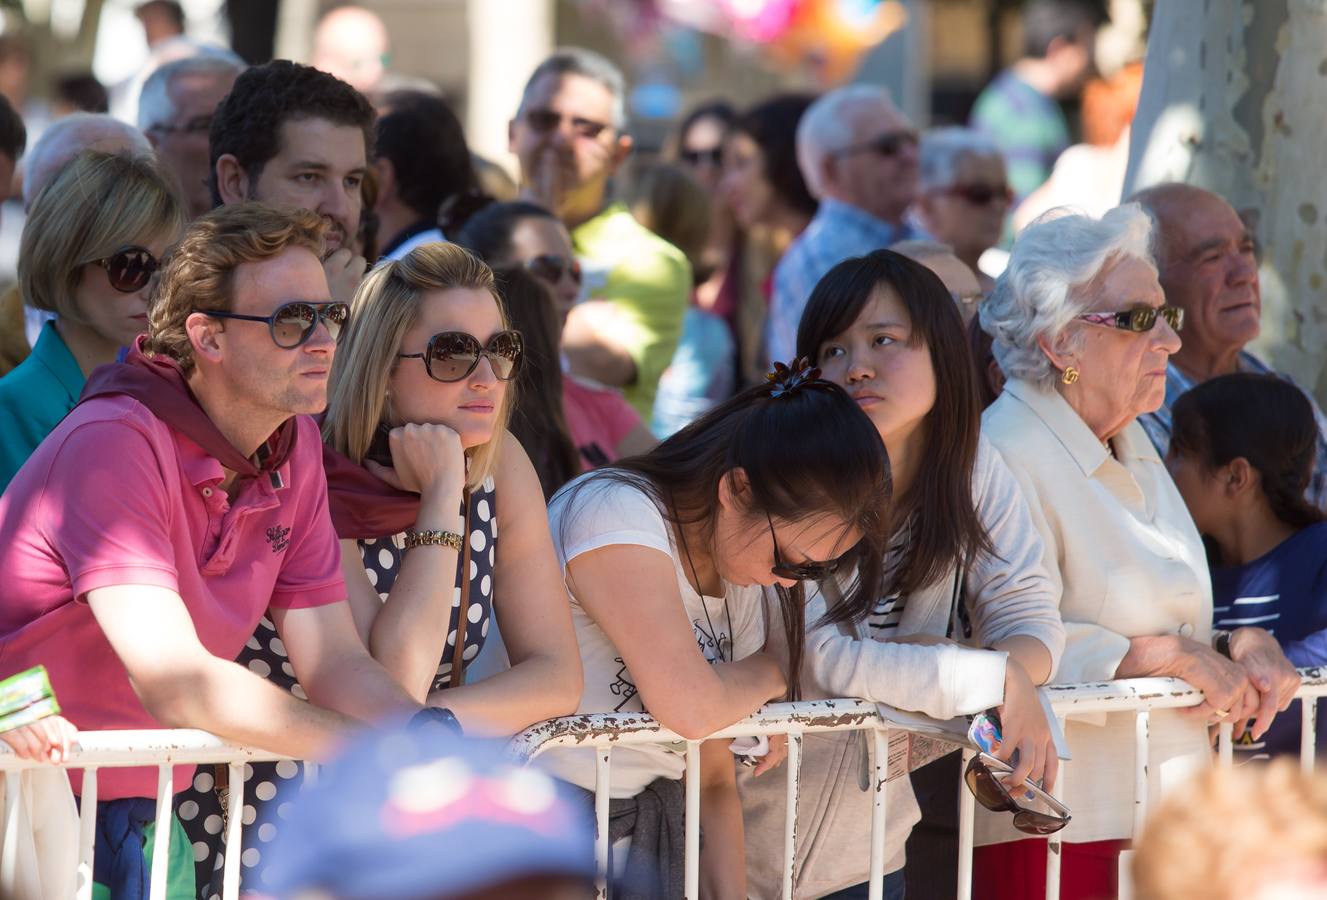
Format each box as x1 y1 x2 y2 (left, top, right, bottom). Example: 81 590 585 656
365 422 467 499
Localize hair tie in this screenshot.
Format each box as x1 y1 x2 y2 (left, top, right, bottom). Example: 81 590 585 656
765 357 822 398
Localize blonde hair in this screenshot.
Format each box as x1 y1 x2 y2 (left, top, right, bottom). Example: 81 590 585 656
20 149 185 322
322 242 513 492
1132 759 1327 900
146 202 326 373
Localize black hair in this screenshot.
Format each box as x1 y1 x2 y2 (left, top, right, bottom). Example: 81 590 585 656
1023 0 1100 59
796 249 992 602
495 266 581 500
1170 372 1325 531
453 200 560 267
561 376 892 699
734 93 819 219
673 99 738 157
55 72 108 114
967 313 1001 410
376 90 480 226
208 60 376 208
0 92 26 163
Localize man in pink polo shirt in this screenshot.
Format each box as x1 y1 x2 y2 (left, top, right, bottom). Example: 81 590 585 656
0 202 425 898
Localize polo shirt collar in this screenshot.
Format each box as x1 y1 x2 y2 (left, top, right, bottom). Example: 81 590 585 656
174 428 292 494
31 321 85 403
1003 377 1111 477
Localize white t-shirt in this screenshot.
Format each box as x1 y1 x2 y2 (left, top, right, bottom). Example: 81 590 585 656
544 473 767 798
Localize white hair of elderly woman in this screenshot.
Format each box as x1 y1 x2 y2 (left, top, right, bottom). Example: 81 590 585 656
980 203 1154 386
919 127 1001 191
794 83 898 199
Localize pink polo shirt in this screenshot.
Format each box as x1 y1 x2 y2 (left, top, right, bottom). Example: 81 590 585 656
0 395 345 800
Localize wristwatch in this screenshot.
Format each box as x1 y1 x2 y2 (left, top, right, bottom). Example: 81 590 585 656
408 706 464 737
1212 629 1233 660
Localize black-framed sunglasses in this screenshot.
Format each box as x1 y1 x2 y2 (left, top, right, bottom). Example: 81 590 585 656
765 513 842 582
149 114 213 137
90 246 160 293
397 330 523 383
943 182 1014 207
1077 304 1184 334
193 301 350 348
523 108 611 139
832 129 920 159
964 752 1071 835
524 254 582 287
681 147 724 167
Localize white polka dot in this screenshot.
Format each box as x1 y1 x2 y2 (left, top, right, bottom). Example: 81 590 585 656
491 517 497 538
488 546 495 567
242 848 261 868
193 841 210 862
269 637 286 657
378 591 390 602
203 814 223 835
463 643 479 661
255 781 277 802
258 823 277 843
291 684 308 700
366 566 379 586
469 560 478 580
277 802 292 820
242 805 256 825
280 661 295 677
260 616 276 631
247 658 271 678
275 759 299 780
212 853 223 871
378 547 394 568
470 530 487 553
244 764 254 780
177 800 199 821
477 499 491 521
480 574 491 597
481 617 490 637
245 635 261 651
445 629 456 647
193 772 214 792
452 586 462 608
467 602 483 624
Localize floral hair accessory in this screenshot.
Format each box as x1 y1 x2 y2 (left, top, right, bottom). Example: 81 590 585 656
765 357 823 398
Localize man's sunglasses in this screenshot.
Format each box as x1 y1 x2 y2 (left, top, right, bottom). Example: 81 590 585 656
943 182 1013 207
964 752 1071 835
523 108 611 139
90 246 160 293
766 513 842 582
525 254 582 287
681 147 724 167
149 114 213 137
397 330 523 383
193 301 350 348
832 130 920 159
1077 305 1184 334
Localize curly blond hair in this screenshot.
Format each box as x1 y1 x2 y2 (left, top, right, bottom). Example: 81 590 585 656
146 202 326 373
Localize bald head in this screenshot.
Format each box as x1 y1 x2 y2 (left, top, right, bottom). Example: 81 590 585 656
312 6 389 94
23 113 153 209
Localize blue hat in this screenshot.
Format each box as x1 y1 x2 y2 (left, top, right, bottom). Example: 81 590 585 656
261 724 595 899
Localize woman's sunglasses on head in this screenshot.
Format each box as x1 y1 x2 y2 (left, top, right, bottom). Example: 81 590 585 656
398 330 523 383
1077 305 1184 334
91 246 160 293
193 301 351 348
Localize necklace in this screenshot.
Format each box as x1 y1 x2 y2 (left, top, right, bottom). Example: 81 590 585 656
674 516 735 664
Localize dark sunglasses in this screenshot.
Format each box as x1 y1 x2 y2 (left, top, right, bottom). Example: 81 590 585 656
398 330 523 383
149 114 213 136
90 246 159 293
194 301 350 348
681 147 724 167
525 254 582 287
766 513 842 582
523 108 610 139
1077 304 1184 334
944 182 1013 207
964 752 1070 835
833 129 920 159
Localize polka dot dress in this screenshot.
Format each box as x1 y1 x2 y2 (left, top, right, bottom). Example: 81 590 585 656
176 477 497 899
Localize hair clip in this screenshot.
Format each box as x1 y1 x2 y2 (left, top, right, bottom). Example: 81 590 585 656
765 357 823 398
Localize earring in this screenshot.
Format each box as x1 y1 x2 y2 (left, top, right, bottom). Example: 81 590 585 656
1061 366 1080 385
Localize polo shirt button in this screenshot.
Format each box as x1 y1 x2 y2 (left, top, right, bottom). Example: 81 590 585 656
201 487 213 498
1178 623 1194 638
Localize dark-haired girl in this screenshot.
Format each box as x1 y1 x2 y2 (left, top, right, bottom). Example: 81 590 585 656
545 366 891 898
1168 372 1327 757
742 250 1066 899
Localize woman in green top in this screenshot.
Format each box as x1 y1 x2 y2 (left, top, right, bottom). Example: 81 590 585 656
0 149 185 492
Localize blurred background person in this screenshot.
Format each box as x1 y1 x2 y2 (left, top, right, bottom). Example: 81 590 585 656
969 0 1099 205
0 93 26 377
139 53 245 221
890 238 985 326
134 0 185 51
914 128 1010 293
628 161 735 437
311 4 390 96
671 99 738 312
52 72 109 116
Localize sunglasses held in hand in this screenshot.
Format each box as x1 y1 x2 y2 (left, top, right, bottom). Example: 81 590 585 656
965 710 1070 835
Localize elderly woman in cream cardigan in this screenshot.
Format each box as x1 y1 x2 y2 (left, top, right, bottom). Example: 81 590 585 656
972 203 1301 893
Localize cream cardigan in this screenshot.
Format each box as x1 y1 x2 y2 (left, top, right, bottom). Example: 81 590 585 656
977 377 1213 845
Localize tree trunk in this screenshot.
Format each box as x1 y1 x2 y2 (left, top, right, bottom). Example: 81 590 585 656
1124 0 1327 404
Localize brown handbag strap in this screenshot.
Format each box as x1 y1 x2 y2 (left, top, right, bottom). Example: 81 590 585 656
448 491 473 687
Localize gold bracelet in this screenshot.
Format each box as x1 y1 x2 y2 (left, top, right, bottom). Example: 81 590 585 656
403 529 464 552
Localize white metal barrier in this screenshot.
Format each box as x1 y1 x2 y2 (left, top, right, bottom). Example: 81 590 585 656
1 668 1323 900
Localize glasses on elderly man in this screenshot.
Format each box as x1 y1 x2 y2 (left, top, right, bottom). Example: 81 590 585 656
942 182 1013 207
832 129 919 160
1077 305 1184 334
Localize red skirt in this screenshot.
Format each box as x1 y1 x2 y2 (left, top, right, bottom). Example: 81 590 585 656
972 838 1129 900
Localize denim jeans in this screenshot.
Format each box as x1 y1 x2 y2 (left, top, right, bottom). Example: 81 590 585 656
822 867 906 900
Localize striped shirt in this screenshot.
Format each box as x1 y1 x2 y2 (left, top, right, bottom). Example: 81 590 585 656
866 522 914 637
969 70 1069 204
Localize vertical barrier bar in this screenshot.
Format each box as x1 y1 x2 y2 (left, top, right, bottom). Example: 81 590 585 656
1 771 20 899
684 742 701 900
1045 717 1068 900
222 761 245 900
1131 711 1150 839
781 732 803 899
957 748 975 900
1217 722 1233 766
867 727 889 900
1302 698 1318 774
77 768 98 900
594 748 611 900
148 766 173 900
